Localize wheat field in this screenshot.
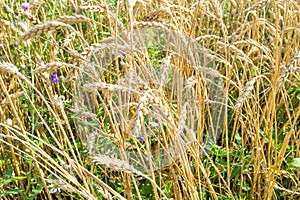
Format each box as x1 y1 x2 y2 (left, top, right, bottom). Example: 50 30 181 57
0 0 300 199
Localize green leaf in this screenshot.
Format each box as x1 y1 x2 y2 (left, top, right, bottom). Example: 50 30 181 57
4 188 23 195
28 183 44 200
3 169 12 180
10 176 27 181
230 165 241 179
289 158 300 168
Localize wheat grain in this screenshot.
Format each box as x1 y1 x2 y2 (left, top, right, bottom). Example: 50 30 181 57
20 10 40 24
15 21 76 45
63 32 77 46
194 35 223 42
243 0 270 13
90 155 141 174
235 77 260 110
0 62 19 74
142 8 172 22
277 51 300 87
82 82 140 94
133 21 175 31
76 5 105 14
58 15 90 24
1 92 24 106
29 0 44 9
33 62 78 73
0 19 18 33
169 4 193 17
158 53 173 88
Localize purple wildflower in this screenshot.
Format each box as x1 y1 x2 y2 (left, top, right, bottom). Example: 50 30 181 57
21 3 30 10
138 134 145 142
119 51 126 58
51 71 59 84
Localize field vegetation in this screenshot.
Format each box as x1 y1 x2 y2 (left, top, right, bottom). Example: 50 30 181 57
0 0 300 199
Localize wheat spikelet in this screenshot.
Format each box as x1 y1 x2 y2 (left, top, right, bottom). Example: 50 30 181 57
94 185 112 200
128 88 175 138
277 51 300 87
131 94 148 137
207 0 228 35
243 0 270 13
218 42 254 65
82 3 125 31
194 35 223 42
20 10 40 24
32 62 78 73
29 0 44 9
1 92 24 106
133 21 175 31
0 19 18 33
230 18 276 41
90 155 141 174
76 5 105 14
82 82 140 94
64 47 86 61
57 15 90 24
185 76 199 89
0 62 19 74
158 53 174 88
15 21 75 45
235 77 260 110
169 4 193 17
232 39 272 56
189 0 207 10
142 8 172 22
63 32 77 46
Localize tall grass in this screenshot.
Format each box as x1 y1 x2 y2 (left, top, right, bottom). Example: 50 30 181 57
0 0 300 199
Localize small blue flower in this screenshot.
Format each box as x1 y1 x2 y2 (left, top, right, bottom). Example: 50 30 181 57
138 134 144 142
119 51 126 58
51 71 59 84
